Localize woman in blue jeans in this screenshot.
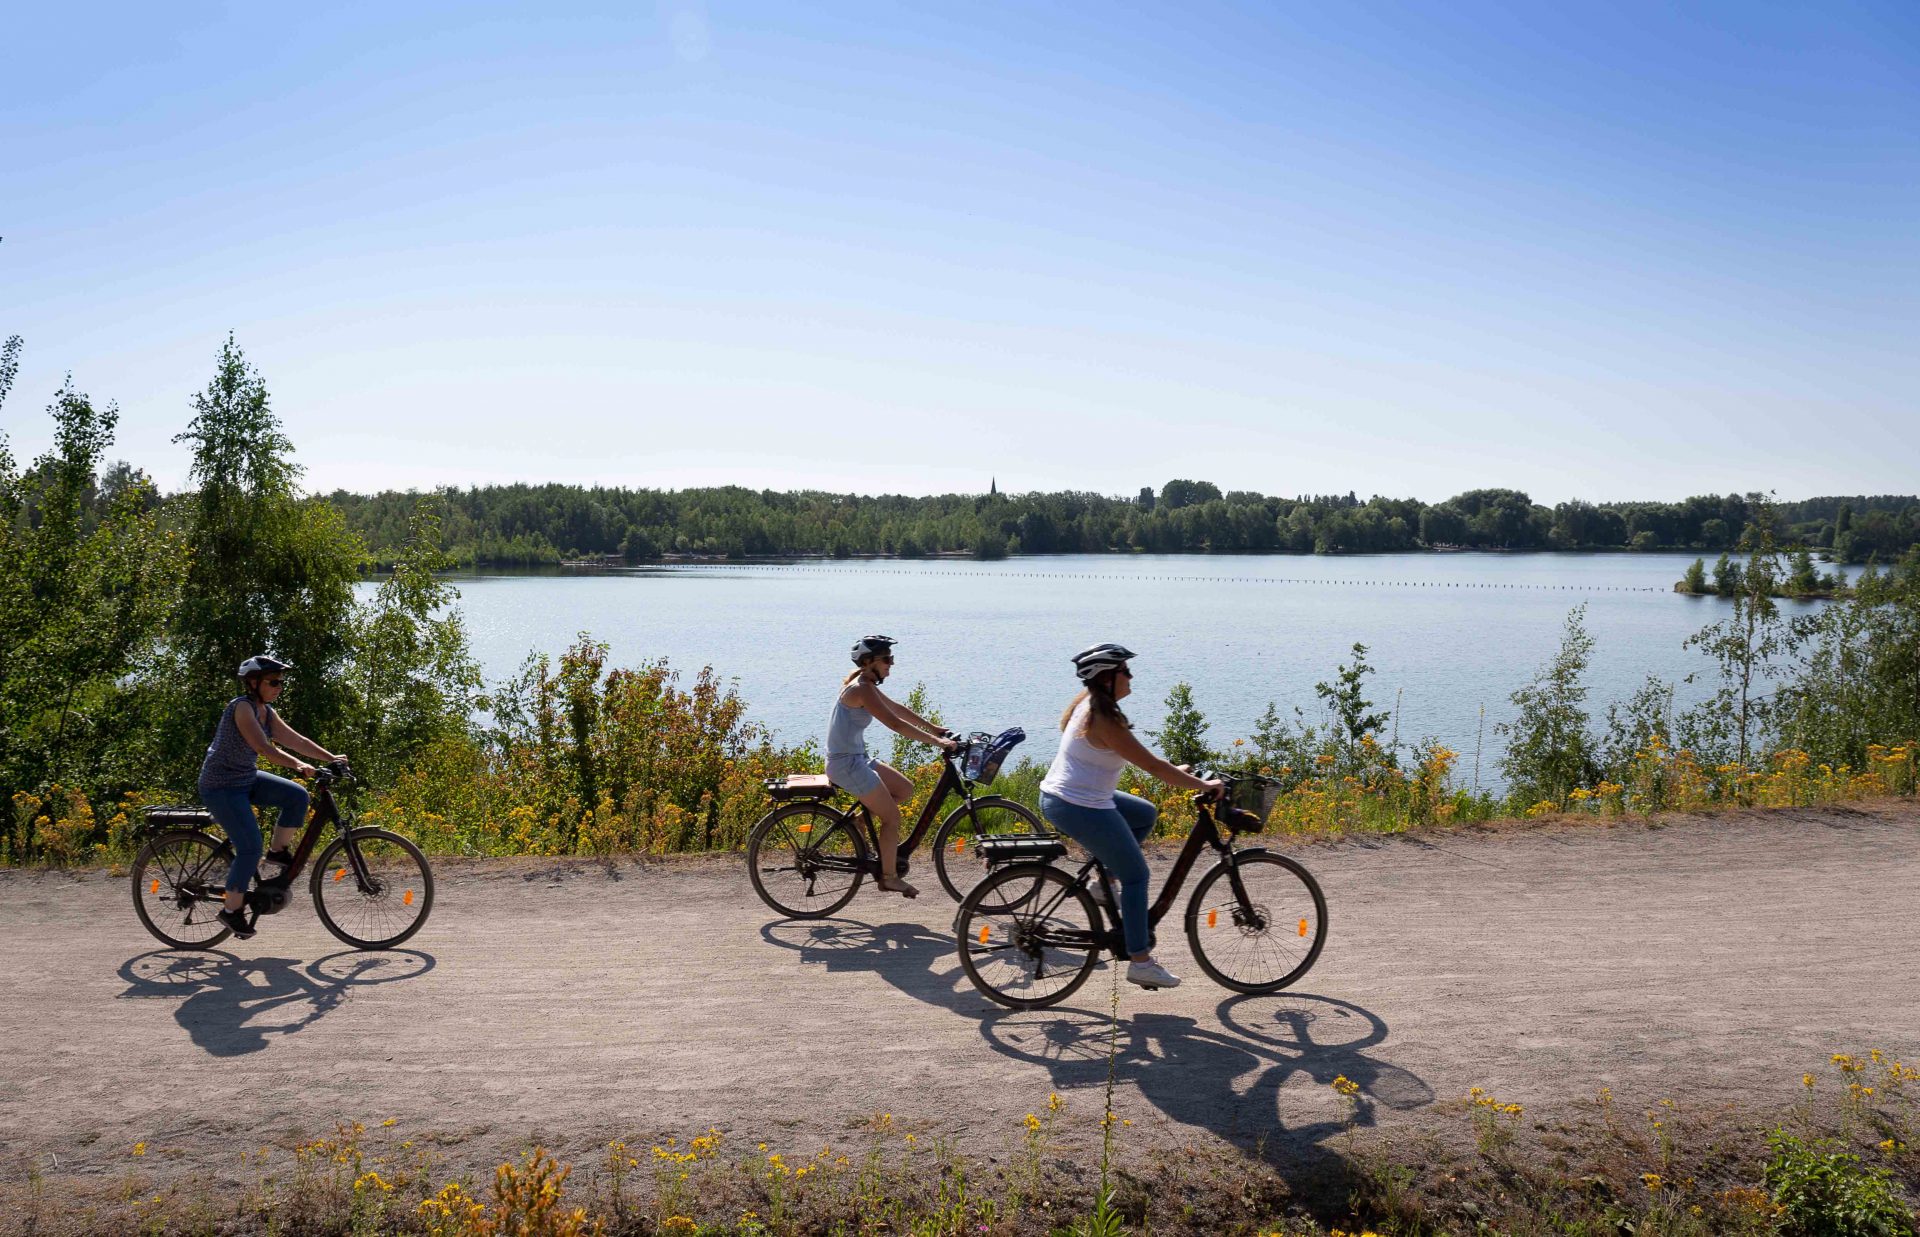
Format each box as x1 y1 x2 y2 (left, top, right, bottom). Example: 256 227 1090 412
1039 643 1223 990
198 655 347 939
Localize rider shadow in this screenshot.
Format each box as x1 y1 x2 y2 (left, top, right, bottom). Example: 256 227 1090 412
758 918 964 1009
118 949 435 1057
758 915 1432 1174
979 991 1433 1174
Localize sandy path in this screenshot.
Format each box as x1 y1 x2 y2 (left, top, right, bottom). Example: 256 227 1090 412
2 801 1915 1197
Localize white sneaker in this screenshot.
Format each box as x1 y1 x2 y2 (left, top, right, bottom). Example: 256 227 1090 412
1126 959 1181 990
1088 881 1112 907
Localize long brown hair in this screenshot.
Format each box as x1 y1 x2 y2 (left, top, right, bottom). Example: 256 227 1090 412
843 656 883 688
1059 670 1130 732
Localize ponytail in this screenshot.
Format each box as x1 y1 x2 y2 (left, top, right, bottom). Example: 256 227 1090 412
1058 672 1130 732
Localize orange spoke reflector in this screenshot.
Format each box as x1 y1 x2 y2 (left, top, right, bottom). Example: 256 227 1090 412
1207 908 1218 928
403 890 414 906
978 925 990 945
149 878 160 894
334 868 347 882
796 823 812 833
1298 917 1309 937
954 836 966 853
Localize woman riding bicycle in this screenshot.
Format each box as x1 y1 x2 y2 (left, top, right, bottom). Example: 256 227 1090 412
1039 643 1222 990
198 655 347 939
827 635 957 898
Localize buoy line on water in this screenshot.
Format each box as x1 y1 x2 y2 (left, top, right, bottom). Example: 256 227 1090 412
639 562 1668 593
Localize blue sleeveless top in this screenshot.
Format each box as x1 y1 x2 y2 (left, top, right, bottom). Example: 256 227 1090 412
825 692 874 757
199 696 273 791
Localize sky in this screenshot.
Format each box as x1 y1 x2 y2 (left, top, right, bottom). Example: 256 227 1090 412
2 1 1916 503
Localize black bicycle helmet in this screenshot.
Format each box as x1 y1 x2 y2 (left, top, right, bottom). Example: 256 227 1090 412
850 634 896 664
237 654 293 678
1071 642 1135 682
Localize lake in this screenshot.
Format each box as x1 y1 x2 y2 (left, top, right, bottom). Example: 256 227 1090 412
373 553 1847 787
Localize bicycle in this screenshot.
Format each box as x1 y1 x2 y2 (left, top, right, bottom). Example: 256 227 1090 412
747 729 1047 917
950 773 1327 1010
131 762 434 951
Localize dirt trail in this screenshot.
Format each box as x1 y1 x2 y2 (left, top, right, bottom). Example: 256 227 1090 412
2 802 1916 1197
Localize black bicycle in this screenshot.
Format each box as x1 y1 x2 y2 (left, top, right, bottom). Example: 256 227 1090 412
747 729 1046 917
951 774 1326 1010
131 762 434 951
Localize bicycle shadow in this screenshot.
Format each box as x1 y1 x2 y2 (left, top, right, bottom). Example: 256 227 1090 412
979 992 1433 1165
758 917 963 1009
756 915 1431 1172
117 949 435 1057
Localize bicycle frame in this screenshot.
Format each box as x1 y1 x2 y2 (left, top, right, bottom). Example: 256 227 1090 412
1026 801 1244 954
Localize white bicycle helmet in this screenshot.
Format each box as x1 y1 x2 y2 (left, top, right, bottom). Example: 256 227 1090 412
1071 643 1135 682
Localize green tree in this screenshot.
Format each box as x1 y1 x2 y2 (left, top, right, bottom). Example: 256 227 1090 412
157 335 364 783
1679 558 1707 594
1683 498 1787 767
342 500 482 783
1315 643 1389 768
1150 682 1213 768
0 348 184 858
1712 552 1743 597
1497 605 1598 806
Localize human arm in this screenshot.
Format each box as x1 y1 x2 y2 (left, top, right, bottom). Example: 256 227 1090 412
1087 715 1222 796
267 712 343 766
889 696 954 739
855 684 958 752
233 705 322 777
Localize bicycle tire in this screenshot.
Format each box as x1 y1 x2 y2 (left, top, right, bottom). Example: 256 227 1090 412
131 829 234 950
310 828 435 950
746 802 867 919
955 863 1103 1011
1184 849 1327 994
930 795 1050 903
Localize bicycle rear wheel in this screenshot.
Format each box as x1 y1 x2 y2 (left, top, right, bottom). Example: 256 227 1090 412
955 864 1103 1011
747 803 866 918
131 829 233 950
1185 851 1327 994
930 795 1050 903
311 828 435 950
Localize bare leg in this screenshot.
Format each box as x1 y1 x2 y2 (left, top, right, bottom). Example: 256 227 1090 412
859 762 918 895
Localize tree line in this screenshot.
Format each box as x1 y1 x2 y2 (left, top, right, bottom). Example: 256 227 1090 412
322 479 1920 568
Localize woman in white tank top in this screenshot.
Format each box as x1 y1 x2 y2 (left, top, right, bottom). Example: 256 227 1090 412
1039 643 1222 990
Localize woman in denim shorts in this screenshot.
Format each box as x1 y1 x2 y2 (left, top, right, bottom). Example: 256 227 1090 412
825 635 957 897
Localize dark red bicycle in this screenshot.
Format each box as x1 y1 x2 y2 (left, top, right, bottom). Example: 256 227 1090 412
131 762 434 951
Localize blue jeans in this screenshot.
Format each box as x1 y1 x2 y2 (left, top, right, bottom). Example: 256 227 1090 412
1039 791 1158 956
200 773 310 894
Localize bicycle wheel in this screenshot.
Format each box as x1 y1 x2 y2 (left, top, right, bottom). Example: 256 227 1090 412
311 828 435 950
956 864 1103 1011
931 795 1050 903
747 803 866 918
1184 850 1327 994
131 829 234 950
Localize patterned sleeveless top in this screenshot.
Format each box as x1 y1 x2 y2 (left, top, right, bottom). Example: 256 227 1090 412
198 695 273 791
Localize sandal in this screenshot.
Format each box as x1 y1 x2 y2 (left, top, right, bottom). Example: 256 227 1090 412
877 874 920 899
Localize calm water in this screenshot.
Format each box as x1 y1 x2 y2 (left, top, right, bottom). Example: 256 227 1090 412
371 554 1847 785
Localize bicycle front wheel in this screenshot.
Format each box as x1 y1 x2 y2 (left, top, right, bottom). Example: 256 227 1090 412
311 828 435 950
931 795 1050 903
131 829 234 950
1184 851 1327 994
955 864 1102 1011
746 803 866 919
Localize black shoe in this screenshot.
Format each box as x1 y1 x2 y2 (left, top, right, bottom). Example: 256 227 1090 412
217 908 256 939
262 848 294 870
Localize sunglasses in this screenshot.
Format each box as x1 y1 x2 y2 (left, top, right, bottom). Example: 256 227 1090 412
263 678 286 687
878 655 895 664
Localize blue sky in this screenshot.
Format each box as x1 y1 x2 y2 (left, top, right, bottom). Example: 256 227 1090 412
3 2 1915 502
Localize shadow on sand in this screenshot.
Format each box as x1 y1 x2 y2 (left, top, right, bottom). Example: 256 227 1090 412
758 915 1430 1178
117 948 435 1057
